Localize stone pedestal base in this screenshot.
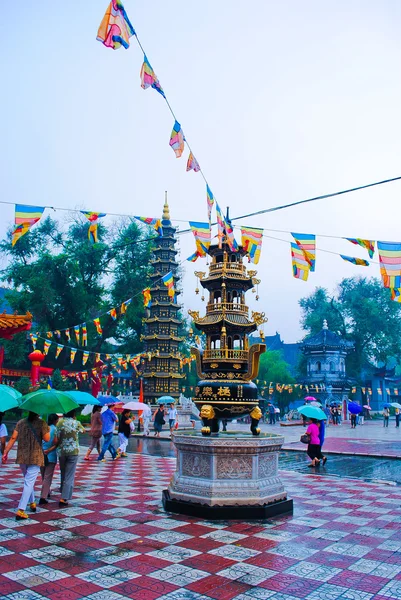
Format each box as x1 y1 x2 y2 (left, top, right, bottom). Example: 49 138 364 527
177 407 193 429
163 432 293 520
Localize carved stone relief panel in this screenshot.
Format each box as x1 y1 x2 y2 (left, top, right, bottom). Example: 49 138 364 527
258 454 277 478
181 452 211 478
216 456 253 480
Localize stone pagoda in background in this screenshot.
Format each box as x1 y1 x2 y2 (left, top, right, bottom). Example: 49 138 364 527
142 198 185 404
301 319 355 407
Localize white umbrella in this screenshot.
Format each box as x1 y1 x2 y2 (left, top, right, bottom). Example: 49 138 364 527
81 404 95 416
391 402 401 409
123 401 151 415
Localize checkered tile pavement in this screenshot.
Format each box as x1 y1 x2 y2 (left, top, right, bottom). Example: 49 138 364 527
1 454 401 599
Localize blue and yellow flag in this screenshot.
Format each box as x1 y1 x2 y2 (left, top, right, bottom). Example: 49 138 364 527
340 255 369 267
162 271 175 299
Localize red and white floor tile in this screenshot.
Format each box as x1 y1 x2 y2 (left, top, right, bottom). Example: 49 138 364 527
1 454 401 599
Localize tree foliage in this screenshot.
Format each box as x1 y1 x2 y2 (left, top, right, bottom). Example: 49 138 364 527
258 350 295 385
257 350 300 411
0 216 153 368
299 277 401 379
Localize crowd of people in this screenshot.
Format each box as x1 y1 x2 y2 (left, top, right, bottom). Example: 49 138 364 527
0 400 178 521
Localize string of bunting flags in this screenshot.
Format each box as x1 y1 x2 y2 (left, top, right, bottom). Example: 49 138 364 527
32 260 181 342
256 381 328 395
4 2 401 310
30 333 196 373
255 381 401 398
8 196 401 309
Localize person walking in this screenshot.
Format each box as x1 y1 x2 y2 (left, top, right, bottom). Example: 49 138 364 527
383 407 390 428
84 405 102 460
324 404 331 427
267 402 276 425
97 404 119 461
57 409 85 507
331 405 340 425
395 408 400 428
350 413 357 429
153 404 165 437
168 403 177 436
143 407 151 436
39 414 59 505
0 412 7 455
117 409 134 457
2 411 50 520
305 418 327 468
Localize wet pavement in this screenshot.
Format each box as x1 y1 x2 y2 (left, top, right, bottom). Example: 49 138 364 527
2 449 401 600
80 434 401 486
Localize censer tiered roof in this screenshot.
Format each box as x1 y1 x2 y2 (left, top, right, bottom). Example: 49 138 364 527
189 241 267 378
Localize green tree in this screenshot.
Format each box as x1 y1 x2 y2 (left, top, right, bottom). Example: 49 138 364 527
299 287 345 336
51 369 74 391
0 216 153 369
299 276 401 380
257 350 298 411
1 332 31 368
14 376 32 395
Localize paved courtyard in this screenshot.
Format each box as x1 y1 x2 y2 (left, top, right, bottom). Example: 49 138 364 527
1 452 401 600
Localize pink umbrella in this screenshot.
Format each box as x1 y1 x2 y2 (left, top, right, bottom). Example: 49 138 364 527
363 405 371 410
304 396 317 402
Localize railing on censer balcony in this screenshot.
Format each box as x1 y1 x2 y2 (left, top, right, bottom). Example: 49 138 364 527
206 303 249 315
202 349 248 360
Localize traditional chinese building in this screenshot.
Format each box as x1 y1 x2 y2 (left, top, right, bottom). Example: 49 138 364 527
141 199 185 404
0 310 32 383
189 234 266 434
301 319 354 406
0 311 32 340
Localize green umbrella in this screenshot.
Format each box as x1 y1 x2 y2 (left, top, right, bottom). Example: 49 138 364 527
65 391 101 406
298 405 327 420
0 384 22 401
20 389 79 415
0 385 22 412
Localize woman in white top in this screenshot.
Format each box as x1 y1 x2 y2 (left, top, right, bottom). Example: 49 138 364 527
0 412 7 455
168 404 177 436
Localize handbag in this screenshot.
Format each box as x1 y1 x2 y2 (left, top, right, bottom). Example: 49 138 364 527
300 433 310 445
26 421 48 465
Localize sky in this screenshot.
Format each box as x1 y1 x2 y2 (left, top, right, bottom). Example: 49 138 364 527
1 0 400 343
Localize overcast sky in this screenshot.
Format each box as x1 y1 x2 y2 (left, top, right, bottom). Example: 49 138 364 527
1 1 400 343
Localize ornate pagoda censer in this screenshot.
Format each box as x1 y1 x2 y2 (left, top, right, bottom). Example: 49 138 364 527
163 228 293 519
189 240 267 436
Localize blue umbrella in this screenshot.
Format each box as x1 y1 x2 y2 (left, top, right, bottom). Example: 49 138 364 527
97 395 119 406
298 405 327 420
158 396 175 405
348 402 362 415
65 391 101 406
383 403 392 409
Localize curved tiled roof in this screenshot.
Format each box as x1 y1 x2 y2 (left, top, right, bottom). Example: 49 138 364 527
194 312 255 328
302 327 354 350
